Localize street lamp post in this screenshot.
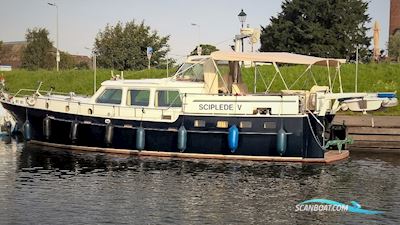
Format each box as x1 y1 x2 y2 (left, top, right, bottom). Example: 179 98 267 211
355 45 359 93
237 9 247 52
191 23 201 55
355 23 363 93
160 44 169 77
85 47 97 95
93 51 97 94
48 2 60 72
166 56 169 77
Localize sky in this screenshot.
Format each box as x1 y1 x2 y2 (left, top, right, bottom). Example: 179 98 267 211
0 0 391 62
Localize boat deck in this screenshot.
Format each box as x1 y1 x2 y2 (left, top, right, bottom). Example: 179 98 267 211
29 140 349 164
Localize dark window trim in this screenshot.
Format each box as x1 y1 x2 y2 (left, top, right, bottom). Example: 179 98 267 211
155 89 182 108
96 88 122 105
127 89 151 107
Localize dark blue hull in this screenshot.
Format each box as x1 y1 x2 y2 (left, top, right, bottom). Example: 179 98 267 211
2 102 327 158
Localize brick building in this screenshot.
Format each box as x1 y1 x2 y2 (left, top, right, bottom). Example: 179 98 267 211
0 41 90 69
390 0 400 35
0 41 27 68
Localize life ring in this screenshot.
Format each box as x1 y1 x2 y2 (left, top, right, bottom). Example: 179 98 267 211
26 96 37 106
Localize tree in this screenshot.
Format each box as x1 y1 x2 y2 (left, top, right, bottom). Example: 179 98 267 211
388 33 400 62
75 61 89 69
94 20 170 70
190 44 219 56
260 0 371 60
59 52 76 69
21 28 55 70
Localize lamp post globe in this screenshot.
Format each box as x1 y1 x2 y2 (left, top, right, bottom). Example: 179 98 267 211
238 9 247 52
238 9 247 28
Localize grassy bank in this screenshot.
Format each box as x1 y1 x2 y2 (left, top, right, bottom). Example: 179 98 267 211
1 68 173 95
1 63 399 114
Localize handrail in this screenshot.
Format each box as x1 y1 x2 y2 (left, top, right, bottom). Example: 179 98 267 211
35 96 181 119
13 89 38 98
12 88 85 98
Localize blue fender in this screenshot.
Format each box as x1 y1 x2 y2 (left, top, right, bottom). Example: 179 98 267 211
136 126 145 150
177 125 187 152
228 125 239 153
276 128 287 156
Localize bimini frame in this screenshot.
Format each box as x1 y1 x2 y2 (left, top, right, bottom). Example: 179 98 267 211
209 51 346 94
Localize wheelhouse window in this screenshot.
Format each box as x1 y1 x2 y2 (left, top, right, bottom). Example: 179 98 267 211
176 63 204 81
127 90 150 106
156 90 182 107
96 89 122 104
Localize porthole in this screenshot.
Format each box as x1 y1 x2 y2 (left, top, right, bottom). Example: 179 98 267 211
45 102 49 109
240 121 252 129
264 121 276 129
194 120 205 128
216 121 228 128
65 105 70 112
88 108 93 115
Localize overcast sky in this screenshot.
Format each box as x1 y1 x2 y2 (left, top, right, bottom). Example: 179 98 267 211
0 0 391 61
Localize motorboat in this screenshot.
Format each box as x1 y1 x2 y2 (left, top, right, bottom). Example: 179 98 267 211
0 51 397 162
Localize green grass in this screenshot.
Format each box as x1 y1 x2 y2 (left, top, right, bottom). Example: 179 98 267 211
1 63 399 114
2 68 174 96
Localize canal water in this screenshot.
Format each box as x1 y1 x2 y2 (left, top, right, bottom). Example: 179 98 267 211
0 140 399 225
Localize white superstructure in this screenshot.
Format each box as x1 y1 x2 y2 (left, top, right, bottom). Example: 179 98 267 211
1 51 397 125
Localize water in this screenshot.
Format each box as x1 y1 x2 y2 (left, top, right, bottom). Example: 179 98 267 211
0 141 399 225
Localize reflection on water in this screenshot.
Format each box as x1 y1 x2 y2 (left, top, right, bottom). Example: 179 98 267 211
0 141 399 225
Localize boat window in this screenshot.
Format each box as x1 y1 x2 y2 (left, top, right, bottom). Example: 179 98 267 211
216 121 229 128
127 90 150 106
194 120 205 127
96 89 122 104
176 63 204 81
264 122 276 129
156 90 182 107
240 121 252 129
